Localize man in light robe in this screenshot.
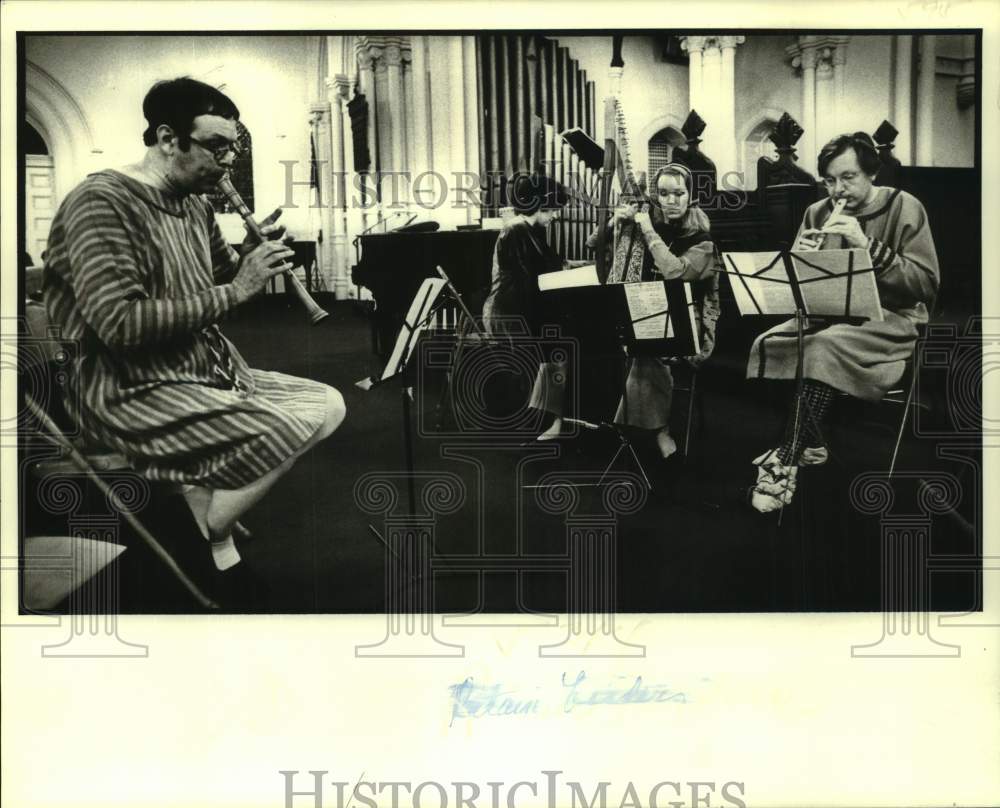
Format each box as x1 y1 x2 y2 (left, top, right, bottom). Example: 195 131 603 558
746 132 939 512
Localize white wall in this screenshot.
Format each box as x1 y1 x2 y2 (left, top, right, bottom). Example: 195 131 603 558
25 34 320 242
735 35 801 182
933 34 976 167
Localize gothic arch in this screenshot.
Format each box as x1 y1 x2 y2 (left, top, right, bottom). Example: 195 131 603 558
634 113 687 185
738 108 784 190
24 61 99 203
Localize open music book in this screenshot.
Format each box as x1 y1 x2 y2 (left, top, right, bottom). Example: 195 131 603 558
559 127 605 172
538 264 600 290
538 268 697 352
721 248 884 322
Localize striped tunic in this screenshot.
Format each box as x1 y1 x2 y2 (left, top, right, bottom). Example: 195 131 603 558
747 186 940 401
43 170 329 488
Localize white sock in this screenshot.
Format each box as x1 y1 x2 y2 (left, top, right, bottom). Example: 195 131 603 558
656 429 677 459
210 535 242 570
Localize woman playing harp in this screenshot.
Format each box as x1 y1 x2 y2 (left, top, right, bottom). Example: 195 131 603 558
532 163 720 455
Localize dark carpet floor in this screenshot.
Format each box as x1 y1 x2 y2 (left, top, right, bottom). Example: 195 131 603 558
21 292 983 614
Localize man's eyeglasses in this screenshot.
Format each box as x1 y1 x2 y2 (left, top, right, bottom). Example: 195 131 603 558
189 136 242 163
822 173 860 188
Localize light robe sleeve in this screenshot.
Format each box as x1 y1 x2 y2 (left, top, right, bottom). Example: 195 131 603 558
866 192 940 309
64 190 237 353
800 193 939 310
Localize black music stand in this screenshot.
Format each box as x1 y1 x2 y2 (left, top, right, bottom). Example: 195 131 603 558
356 277 451 515
537 278 700 490
719 247 881 514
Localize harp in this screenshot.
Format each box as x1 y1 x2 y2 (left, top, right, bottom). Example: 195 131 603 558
594 38 650 285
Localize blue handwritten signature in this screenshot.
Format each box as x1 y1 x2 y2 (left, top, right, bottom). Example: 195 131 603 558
448 671 689 726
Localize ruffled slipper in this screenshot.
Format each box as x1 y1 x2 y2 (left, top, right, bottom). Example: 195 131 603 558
749 449 798 513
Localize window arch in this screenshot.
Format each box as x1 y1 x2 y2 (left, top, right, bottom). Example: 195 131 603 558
647 126 685 182
208 120 254 214
741 119 779 191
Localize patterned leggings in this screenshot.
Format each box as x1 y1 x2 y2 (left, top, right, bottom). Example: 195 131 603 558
777 380 836 464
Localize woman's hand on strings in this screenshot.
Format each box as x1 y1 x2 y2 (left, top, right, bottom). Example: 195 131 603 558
612 202 638 224
633 210 653 231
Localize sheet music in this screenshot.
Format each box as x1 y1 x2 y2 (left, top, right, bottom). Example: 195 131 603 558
624 281 673 340
723 249 883 321
537 264 600 291
381 277 446 381
684 283 701 355
724 252 798 315
791 249 884 322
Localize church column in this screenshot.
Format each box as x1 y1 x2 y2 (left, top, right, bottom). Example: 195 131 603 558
893 36 914 164
409 35 432 174
309 101 336 293
831 37 849 134
462 35 481 224
700 41 722 163
787 36 820 176
680 36 743 179
681 36 705 113
717 35 744 181
915 34 936 166
448 36 468 188
326 75 352 299
356 45 379 177
801 46 818 176
383 40 407 206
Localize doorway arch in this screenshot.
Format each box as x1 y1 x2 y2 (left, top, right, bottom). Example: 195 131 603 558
24 60 99 204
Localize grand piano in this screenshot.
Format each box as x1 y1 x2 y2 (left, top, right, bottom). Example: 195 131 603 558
351 227 500 359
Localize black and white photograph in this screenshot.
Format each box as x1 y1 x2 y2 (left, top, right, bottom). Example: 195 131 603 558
2 2 998 807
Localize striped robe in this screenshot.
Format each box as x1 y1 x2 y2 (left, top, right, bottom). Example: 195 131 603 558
43 170 329 488
747 186 940 401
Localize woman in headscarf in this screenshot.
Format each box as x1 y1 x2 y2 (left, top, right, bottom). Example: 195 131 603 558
533 163 720 455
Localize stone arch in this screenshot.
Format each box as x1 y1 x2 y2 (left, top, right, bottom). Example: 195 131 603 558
738 108 784 191
634 113 687 186
24 61 100 203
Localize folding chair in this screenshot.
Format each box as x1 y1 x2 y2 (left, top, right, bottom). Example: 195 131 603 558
21 300 218 609
884 322 929 479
